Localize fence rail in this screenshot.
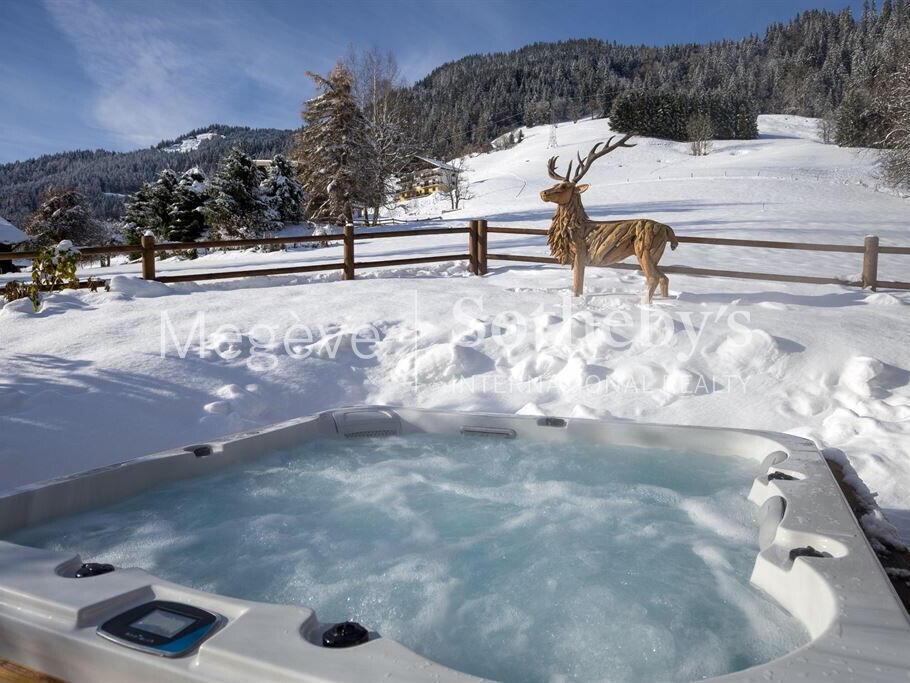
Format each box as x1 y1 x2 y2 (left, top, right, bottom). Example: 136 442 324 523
1 220 909 292
484 223 909 291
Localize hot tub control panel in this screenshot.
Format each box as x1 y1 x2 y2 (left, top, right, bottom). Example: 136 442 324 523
97 600 222 657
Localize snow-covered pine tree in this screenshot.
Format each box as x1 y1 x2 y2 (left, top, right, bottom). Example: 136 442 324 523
293 62 377 225
149 169 178 234
23 187 106 246
121 169 178 243
168 167 208 242
121 182 155 245
259 155 303 224
202 148 271 238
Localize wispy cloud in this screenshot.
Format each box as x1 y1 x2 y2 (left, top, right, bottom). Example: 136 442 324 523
23 0 521 153
41 0 330 146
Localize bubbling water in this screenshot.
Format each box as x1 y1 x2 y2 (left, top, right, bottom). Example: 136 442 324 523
11 435 807 681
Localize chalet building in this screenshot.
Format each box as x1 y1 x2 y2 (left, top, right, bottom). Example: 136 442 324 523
395 156 458 202
0 216 27 273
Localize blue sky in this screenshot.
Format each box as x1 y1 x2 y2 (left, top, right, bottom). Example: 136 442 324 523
0 0 864 163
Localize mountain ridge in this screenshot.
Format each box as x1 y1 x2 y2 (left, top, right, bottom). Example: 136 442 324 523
0 125 293 225
3 3 907 225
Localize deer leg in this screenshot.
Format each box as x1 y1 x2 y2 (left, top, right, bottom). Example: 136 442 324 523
573 239 587 297
650 243 670 298
635 242 660 304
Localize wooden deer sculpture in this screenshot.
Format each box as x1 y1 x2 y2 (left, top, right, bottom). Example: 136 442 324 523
540 133 679 302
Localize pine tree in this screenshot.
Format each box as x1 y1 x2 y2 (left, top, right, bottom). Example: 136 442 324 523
149 169 178 235
609 90 758 141
23 186 105 246
259 155 303 224
293 62 377 225
168 167 208 242
202 148 271 238
122 182 155 245
121 169 178 242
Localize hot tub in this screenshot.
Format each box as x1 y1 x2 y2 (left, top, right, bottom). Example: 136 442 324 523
0 406 908 682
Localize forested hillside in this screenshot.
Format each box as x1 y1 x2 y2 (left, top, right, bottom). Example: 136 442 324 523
0 126 290 224
408 3 910 156
2 2 907 224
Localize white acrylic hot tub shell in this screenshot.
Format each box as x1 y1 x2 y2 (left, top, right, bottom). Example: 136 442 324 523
0 406 908 682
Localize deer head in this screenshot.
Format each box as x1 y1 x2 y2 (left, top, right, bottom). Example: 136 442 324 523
539 133 636 206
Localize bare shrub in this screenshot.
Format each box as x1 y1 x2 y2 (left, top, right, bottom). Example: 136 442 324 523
687 113 713 156
817 110 838 144
445 158 473 210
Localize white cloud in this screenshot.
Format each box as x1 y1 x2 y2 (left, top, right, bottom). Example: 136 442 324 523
38 0 512 148
43 0 209 145
41 0 328 146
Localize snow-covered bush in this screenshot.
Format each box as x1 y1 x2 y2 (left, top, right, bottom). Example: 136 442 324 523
2 241 89 311
34 240 79 290
2 280 38 311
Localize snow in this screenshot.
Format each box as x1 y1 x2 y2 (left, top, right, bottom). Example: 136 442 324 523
162 132 221 153
3 115 910 552
0 216 27 244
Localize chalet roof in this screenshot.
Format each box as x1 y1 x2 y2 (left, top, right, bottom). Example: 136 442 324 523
0 216 27 245
413 155 457 172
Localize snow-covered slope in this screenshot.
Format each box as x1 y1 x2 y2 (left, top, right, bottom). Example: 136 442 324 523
0 216 27 244
2 116 910 550
162 132 222 153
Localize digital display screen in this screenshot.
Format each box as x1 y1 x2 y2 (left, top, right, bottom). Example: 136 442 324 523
130 609 195 638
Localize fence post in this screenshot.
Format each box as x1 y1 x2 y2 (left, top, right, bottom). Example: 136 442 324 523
862 235 879 291
468 220 479 274
140 232 156 280
478 219 488 275
343 223 355 280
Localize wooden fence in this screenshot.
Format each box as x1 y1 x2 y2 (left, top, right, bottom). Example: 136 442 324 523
480 223 910 292
1 221 909 292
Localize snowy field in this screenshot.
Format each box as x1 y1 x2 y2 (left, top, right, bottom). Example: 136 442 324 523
2 115 910 551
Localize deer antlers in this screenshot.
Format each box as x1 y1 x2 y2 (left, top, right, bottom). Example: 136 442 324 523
546 132 636 183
